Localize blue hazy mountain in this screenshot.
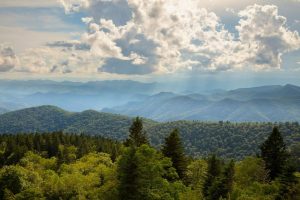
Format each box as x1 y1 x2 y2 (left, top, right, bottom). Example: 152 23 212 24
0 80 157 111
103 84 300 122
1 80 300 122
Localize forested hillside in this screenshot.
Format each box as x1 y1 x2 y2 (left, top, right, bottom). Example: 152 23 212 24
0 105 156 139
0 119 300 199
148 121 300 159
1 106 300 159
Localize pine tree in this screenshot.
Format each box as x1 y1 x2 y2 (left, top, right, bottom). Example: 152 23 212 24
260 127 288 180
124 117 148 147
209 160 235 200
276 160 298 200
203 154 222 198
117 146 139 200
162 129 187 181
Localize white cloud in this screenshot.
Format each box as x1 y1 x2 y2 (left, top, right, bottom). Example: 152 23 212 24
236 4 300 69
2 1 299 75
130 52 148 65
81 17 94 24
52 1 299 74
0 43 104 74
81 20 130 60
0 44 19 72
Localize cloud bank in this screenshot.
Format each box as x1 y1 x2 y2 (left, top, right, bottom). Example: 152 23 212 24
1 1 299 75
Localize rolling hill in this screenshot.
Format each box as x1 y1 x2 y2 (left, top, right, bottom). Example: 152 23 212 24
0 105 157 140
103 84 300 122
0 105 300 159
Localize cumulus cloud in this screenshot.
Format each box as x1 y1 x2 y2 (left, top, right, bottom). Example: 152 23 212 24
0 45 18 72
17 46 105 74
236 4 300 69
81 20 129 60
59 1 299 74
2 1 300 75
0 43 104 74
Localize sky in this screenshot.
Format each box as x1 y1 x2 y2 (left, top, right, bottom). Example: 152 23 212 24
0 0 300 89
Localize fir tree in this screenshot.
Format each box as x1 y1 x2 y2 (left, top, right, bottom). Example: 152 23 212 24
203 154 222 198
162 129 187 181
276 160 298 200
209 160 235 200
260 127 288 180
117 146 139 200
124 117 148 147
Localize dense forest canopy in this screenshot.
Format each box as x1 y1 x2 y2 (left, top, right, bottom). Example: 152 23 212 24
1 106 300 159
0 118 300 199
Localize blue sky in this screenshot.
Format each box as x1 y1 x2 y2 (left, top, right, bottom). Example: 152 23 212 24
0 0 299 89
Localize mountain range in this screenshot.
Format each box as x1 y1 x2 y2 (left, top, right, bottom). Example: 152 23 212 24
103 84 300 122
1 80 300 122
0 105 300 159
0 80 157 111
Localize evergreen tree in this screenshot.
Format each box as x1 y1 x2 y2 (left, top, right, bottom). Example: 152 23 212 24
276 160 298 200
117 146 139 200
124 117 148 147
208 160 235 200
118 145 184 200
162 129 187 181
260 127 288 180
203 154 222 198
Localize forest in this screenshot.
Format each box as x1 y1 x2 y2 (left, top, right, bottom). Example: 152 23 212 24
2 105 300 160
0 117 300 200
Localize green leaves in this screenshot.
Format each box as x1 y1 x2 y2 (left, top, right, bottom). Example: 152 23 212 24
162 129 187 182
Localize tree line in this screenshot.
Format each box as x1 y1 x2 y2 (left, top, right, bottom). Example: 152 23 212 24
0 117 300 199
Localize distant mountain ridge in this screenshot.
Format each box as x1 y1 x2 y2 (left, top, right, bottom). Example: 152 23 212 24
0 80 157 111
103 84 300 122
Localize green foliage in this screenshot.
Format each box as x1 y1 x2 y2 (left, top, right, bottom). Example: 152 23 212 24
260 127 288 180
235 156 269 188
162 129 187 181
233 156 298 200
186 159 207 193
276 161 298 200
1 106 300 159
148 121 300 159
0 105 157 141
0 152 118 200
117 146 139 200
0 132 121 166
0 166 24 199
203 155 222 198
0 119 299 200
290 142 300 171
118 145 186 200
124 117 148 147
209 160 234 200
